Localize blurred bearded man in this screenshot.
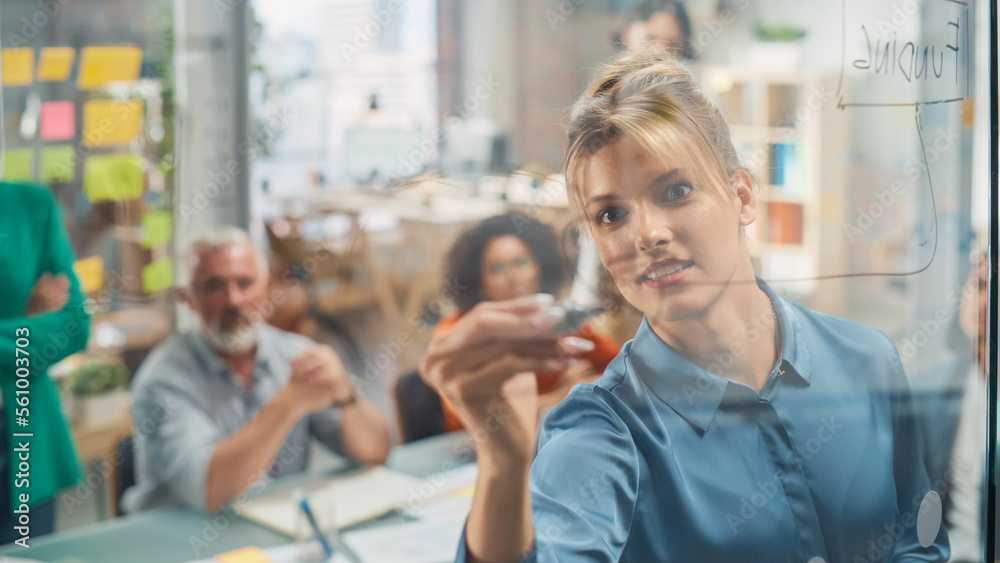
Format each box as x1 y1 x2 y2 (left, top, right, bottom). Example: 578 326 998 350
123 226 389 513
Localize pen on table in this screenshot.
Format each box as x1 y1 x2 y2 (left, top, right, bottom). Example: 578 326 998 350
295 488 334 559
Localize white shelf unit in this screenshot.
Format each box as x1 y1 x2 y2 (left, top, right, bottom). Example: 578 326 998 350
701 66 849 315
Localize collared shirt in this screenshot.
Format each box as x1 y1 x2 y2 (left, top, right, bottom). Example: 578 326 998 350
122 324 347 513
457 279 949 562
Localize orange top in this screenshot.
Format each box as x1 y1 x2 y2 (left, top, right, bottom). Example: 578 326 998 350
433 312 622 432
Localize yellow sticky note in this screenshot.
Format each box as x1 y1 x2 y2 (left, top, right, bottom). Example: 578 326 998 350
213 546 271 563
77 46 142 90
40 145 77 184
141 257 174 294
74 256 104 294
82 99 144 147
2 149 35 181
37 47 75 81
1 49 34 86
83 153 143 202
140 210 172 249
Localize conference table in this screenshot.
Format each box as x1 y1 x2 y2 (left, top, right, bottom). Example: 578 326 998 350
0 432 475 563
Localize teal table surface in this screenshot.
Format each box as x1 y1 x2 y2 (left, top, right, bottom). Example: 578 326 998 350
0 432 473 563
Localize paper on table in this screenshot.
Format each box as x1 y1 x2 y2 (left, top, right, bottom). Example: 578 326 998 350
240 466 424 537
140 210 172 249
77 45 142 89
142 257 174 294
2 149 34 181
83 153 143 202
36 47 75 81
40 145 77 184
212 546 270 563
1 48 34 86
342 516 467 563
82 99 144 147
181 542 352 563
74 256 104 294
40 101 75 141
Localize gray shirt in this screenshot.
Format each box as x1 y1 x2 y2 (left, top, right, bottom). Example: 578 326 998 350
122 324 346 513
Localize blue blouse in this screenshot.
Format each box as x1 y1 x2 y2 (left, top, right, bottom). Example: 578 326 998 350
457 280 949 562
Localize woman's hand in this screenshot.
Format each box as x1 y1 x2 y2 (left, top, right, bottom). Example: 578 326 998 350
24 272 69 316
421 295 594 562
420 295 590 465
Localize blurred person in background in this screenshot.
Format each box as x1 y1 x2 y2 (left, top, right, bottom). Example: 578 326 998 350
123 226 388 513
434 213 620 432
0 181 90 543
619 0 694 59
916 253 992 562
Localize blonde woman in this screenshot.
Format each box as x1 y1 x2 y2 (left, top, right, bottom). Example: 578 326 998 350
420 48 949 563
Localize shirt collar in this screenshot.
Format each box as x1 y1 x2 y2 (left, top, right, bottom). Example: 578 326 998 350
628 277 812 433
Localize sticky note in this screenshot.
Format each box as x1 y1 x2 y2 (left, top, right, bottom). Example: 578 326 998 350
1 49 34 86
37 47 75 81
82 99 144 147
77 46 142 90
213 546 271 563
2 149 35 181
40 145 77 184
74 256 104 293
83 153 143 202
40 101 76 141
140 210 172 249
141 257 174 294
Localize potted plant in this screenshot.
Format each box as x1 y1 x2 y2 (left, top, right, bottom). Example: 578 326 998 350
748 22 807 72
65 356 129 426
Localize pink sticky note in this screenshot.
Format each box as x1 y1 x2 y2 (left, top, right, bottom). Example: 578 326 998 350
40 101 75 141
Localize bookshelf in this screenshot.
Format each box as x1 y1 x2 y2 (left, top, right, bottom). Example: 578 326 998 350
701 66 849 314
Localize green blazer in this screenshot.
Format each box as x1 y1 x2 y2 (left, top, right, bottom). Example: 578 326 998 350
0 181 89 509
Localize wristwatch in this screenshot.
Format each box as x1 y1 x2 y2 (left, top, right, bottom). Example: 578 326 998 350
332 391 358 408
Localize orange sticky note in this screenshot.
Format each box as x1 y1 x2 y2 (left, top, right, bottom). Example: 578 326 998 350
40 101 76 141
77 46 142 90
82 99 144 147
37 47 75 81
212 546 271 563
74 256 104 294
1 49 34 86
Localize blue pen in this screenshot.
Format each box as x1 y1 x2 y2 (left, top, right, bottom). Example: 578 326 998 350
295 489 334 559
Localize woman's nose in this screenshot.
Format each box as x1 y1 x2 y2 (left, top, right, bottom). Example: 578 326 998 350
635 207 673 252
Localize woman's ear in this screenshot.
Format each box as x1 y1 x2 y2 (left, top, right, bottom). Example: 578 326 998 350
731 169 757 227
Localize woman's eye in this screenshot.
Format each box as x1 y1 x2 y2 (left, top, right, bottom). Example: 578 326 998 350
597 207 628 224
662 183 693 202
515 257 532 268
490 263 506 274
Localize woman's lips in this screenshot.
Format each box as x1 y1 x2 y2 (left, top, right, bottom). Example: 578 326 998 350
638 259 695 288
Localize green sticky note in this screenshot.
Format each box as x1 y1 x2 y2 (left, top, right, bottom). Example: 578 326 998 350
40 145 76 183
140 210 172 249
141 257 174 294
83 153 143 202
2 148 35 181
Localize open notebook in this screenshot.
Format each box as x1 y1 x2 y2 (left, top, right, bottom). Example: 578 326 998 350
239 466 425 536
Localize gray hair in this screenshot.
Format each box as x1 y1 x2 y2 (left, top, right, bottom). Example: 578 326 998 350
178 226 269 287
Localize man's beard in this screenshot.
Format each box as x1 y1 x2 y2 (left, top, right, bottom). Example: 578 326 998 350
202 309 260 354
